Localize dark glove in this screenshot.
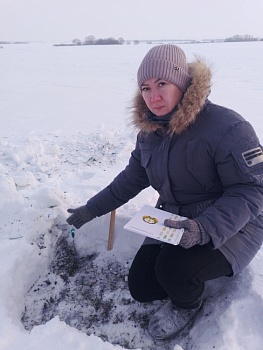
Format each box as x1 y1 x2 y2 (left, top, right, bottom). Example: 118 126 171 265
66 205 95 229
164 219 210 249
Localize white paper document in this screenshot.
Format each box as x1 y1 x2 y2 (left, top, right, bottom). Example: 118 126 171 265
124 205 187 245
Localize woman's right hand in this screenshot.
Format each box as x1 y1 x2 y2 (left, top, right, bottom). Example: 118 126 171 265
66 205 94 229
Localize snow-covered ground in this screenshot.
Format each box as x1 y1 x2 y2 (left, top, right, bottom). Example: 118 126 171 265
0 42 263 350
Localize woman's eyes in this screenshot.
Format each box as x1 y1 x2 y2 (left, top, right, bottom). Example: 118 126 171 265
141 82 167 92
141 87 149 92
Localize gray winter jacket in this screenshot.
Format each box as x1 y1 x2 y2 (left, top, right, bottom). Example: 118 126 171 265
86 59 263 275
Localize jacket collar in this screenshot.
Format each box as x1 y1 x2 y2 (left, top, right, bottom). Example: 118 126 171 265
130 58 212 135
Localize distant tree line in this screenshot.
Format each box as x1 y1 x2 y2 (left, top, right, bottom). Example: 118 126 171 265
224 34 263 42
0 41 29 44
72 36 125 46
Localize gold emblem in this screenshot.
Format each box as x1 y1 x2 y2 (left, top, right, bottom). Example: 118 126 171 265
142 215 158 224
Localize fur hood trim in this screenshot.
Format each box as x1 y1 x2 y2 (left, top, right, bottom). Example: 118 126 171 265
130 58 212 134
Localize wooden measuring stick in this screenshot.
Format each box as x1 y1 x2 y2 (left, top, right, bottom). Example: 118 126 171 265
107 210 116 250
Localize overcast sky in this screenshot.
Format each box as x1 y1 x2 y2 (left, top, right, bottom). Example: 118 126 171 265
1 0 263 43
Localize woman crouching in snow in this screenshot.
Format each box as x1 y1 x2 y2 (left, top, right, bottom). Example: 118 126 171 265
67 44 263 340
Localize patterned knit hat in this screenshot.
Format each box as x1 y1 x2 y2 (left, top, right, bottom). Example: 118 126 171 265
137 44 192 92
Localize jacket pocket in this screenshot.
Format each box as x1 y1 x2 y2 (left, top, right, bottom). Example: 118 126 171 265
187 139 220 191
138 139 153 168
141 151 151 168
138 140 161 191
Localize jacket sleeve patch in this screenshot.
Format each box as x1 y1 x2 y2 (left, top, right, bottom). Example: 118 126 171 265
242 147 263 167
231 143 263 174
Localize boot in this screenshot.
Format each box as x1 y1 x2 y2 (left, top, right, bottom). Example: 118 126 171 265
148 300 202 340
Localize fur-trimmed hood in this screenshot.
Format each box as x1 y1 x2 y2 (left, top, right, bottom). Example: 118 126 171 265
131 58 212 134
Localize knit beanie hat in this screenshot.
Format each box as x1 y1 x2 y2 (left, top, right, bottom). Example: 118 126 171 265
137 44 192 92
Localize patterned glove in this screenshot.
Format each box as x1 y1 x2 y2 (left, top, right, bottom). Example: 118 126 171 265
66 205 95 229
164 219 210 249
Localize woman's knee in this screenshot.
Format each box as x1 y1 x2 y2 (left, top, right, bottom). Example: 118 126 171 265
154 245 201 302
127 265 146 302
128 244 167 302
154 245 185 283
128 275 149 302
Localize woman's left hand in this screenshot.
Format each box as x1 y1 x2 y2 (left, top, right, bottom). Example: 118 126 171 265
164 219 211 249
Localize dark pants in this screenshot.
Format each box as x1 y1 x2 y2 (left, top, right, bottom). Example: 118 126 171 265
128 243 233 309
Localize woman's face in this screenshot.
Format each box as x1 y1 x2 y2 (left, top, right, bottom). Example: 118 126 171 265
141 78 183 117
